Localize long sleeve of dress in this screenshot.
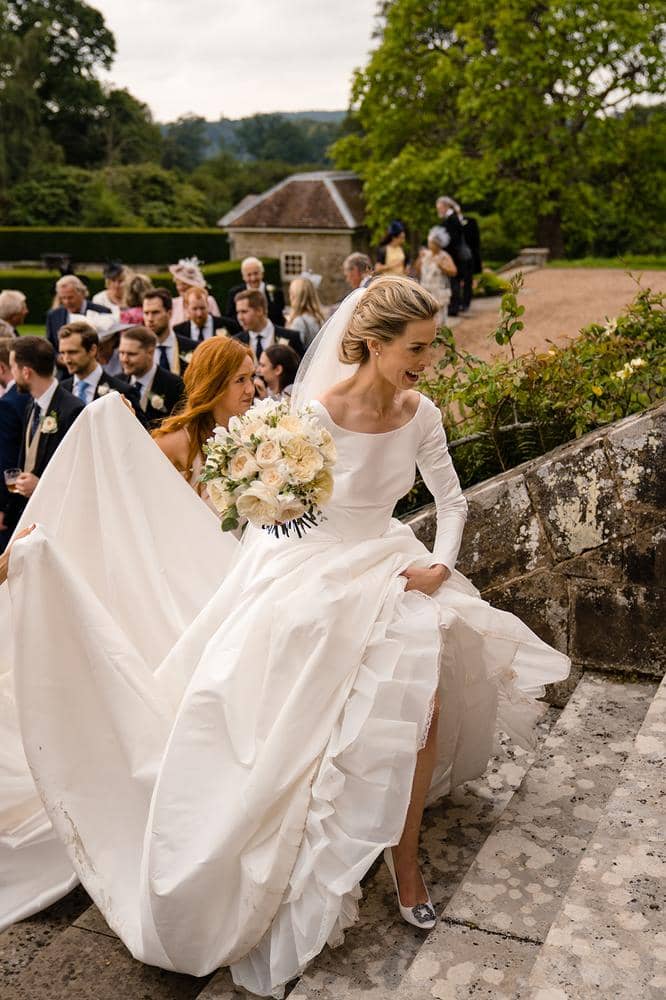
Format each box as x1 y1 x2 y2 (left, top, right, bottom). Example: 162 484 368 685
415 398 467 573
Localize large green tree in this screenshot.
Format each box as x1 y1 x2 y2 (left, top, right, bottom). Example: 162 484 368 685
335 1 666 255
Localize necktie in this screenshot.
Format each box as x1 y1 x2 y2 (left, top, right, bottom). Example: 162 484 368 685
158 345 170 370
255 334 263 358
197 325 206 343
29 403 40 443
75 380 89 403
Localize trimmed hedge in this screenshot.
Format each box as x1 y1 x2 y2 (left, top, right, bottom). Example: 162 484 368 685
0 259 281 321
0 227 229 267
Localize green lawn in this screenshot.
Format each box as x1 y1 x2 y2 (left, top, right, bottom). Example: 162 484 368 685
19 324 45 336
548 255 666 270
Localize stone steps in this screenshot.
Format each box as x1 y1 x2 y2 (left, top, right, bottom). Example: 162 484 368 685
2 674 658 999
524 673 666 999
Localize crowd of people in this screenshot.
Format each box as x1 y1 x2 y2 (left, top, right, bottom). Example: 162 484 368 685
0 193 479 553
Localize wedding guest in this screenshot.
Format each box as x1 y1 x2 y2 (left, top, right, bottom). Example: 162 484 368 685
143 288 197 377
435 196 473 315
45 275 111 353
254 344 301 402
285 277 325 350
168 258 221 329
172 286 239 344
152 337 254 513
118 326 184 427
342 253 373 290
225 257 285 326
232 289 304 360
0 320 15 341
0 289 28 335
121 273 153 326
415 228 457 325
9 337 84 505
92 261 128 318
58 322 141 412
375 221 410 276
0 337 30 551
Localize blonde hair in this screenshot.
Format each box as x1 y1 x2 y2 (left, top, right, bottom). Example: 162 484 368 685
287 277 325 325
339 275 439 365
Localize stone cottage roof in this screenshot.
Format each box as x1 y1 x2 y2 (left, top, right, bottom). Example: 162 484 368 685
218 171 364 231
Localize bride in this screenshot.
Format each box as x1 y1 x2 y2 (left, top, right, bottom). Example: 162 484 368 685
1 276 569 997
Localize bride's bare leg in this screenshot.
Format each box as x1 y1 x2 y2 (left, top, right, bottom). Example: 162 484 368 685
391 693 440 906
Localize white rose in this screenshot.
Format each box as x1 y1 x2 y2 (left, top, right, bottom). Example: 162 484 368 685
207 478 234 514
255 439 283 467
277 413 305 434
227 415 242 436
150 393 166 411
97 382 111 396
229 448 259 480
236 481 280 526
213 425 231 445
283 438 324 483
310 467 334 505
41 415 58 434
260 464 287 491
277 492 306 523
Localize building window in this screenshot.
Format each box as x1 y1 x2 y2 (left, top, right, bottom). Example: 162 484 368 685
280 252 306 281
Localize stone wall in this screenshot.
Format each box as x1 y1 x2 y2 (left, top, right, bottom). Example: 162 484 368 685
228 230 355 302
406 402 665 704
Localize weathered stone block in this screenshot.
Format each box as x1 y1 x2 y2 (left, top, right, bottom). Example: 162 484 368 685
571 582 666 675
483 571 569 655
622 523 666 587
605 403 666 519
526 441 628 561
457 474 552 592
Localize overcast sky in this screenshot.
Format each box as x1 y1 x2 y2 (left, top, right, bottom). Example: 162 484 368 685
93 0 379 122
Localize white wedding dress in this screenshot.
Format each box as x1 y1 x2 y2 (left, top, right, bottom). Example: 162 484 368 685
0 382 569 996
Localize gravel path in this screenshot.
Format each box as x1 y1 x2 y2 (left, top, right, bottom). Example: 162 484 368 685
450 267 666 361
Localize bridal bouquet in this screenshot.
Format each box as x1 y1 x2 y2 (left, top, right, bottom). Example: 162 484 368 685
200 398 336 535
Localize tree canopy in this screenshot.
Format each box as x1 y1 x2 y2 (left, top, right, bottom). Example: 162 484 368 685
334 0 666 255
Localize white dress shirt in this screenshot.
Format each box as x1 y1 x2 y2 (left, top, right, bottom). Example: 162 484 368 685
190 316 214 342
131 362 158 410
73 364 103 406
156 332 178 368
33 378 58 416
249 320 275 357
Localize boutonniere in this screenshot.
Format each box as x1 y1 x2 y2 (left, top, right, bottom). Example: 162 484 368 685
266 284 276 297
150 393 166 412
216 327 228 337
41 411 58 434
277 337 289 346
97 382 111 396
180 352 193 364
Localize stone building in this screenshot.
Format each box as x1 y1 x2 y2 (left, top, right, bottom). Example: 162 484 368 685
217 170 367 303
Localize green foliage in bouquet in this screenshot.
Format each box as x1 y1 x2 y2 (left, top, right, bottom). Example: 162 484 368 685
418 275 665 492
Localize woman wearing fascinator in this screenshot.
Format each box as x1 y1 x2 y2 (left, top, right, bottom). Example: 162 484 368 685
0 276 569 997
168 256 221 329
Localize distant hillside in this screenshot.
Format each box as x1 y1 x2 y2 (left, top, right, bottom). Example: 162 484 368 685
162 111 347 163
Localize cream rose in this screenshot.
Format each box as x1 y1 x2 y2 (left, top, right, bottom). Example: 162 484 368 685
255 438 283 467
283 438 325 483
278 414 305 434
240 418 265 444
207 478 234 514
229 448 259 480
277 493 306 522
310 467 334 505
236 481 280 526
260 464 287 491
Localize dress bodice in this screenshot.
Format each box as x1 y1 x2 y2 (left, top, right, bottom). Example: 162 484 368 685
310 395 467 572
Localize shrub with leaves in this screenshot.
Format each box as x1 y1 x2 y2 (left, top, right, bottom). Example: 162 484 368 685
417 276 665 492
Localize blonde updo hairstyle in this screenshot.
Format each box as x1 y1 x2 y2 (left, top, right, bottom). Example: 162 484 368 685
339 275 439 365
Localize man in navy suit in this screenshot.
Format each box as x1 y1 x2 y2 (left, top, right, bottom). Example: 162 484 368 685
225 257 286 327
173 286 240 343
8 337 84 527
117 326 185 428
0 336 31 551
232 289 304 360
58 321 142 417
45 275 111 353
